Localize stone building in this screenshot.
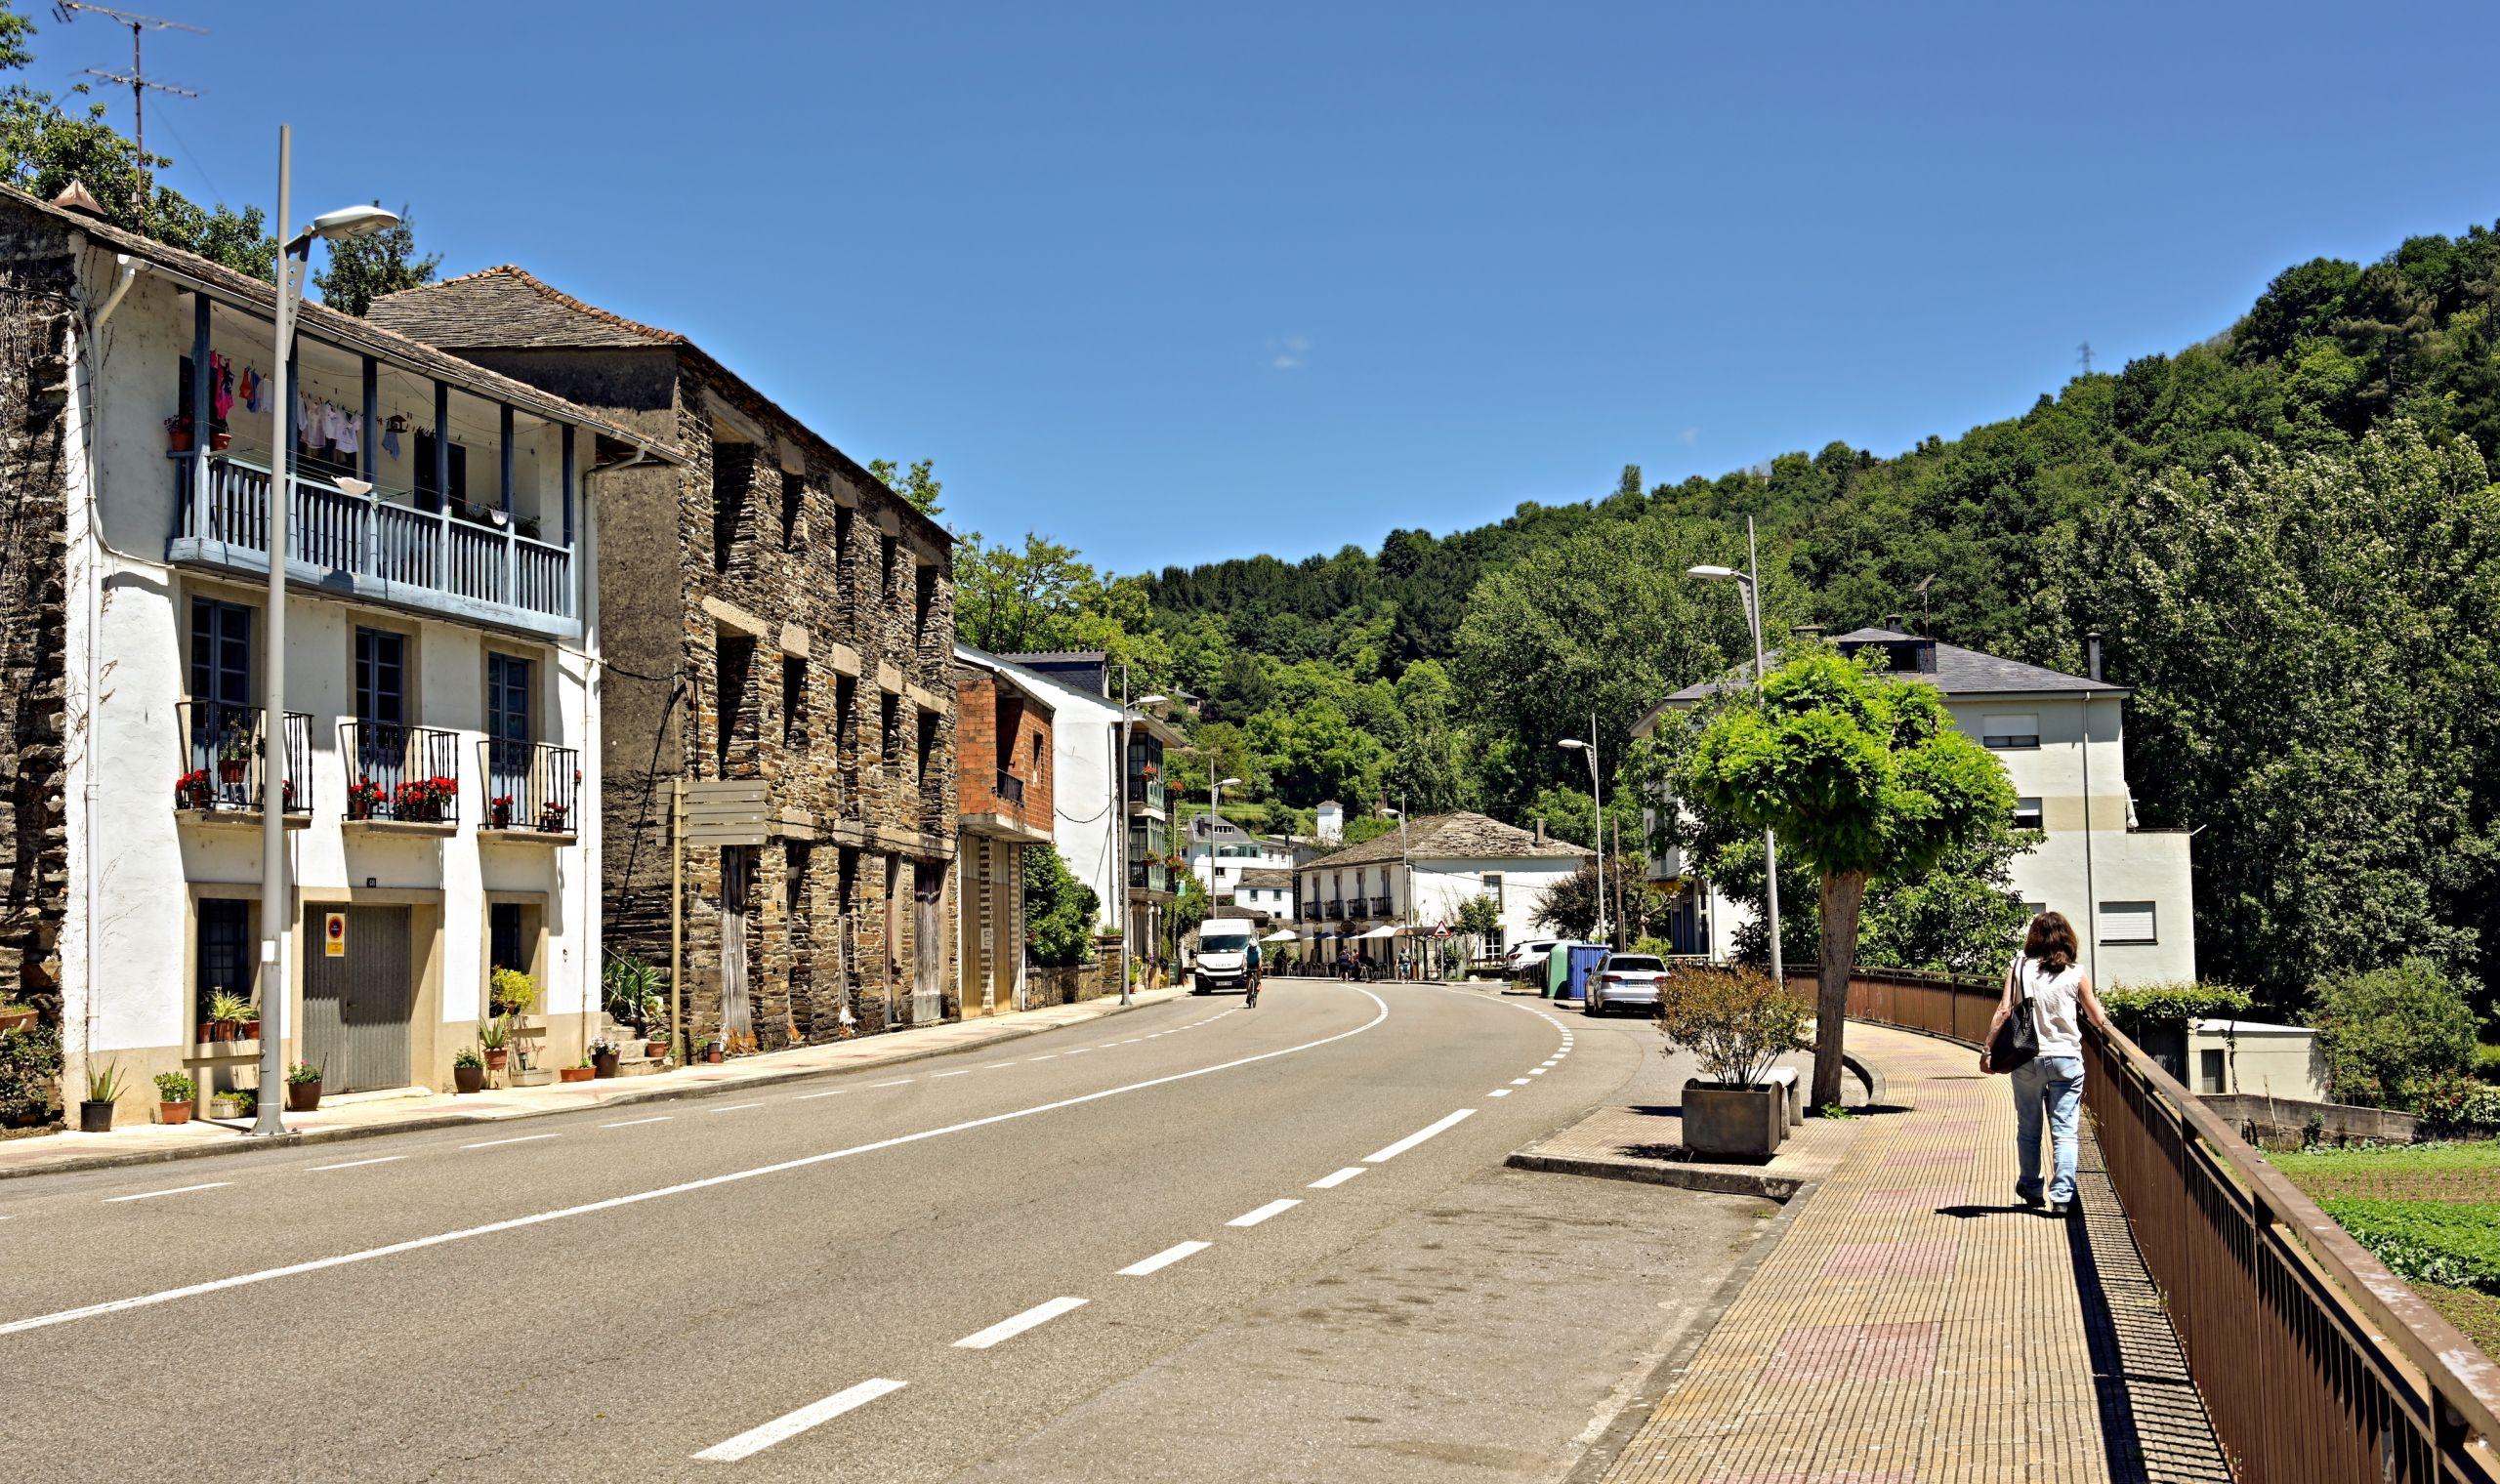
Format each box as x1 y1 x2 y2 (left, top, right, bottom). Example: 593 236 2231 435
372 268 958 1049
951 646 1057 1016
0 183 681 1117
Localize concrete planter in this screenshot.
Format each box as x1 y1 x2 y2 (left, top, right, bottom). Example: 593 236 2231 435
1682 1080 1786 1161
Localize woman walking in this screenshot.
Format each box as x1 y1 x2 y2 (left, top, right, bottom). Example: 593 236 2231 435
1981 911 2113 1215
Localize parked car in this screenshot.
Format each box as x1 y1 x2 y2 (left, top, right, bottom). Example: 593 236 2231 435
1503 937 1561 981
1584 952 1670 1016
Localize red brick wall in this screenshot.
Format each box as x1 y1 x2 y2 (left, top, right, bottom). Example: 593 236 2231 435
953 667 1053 837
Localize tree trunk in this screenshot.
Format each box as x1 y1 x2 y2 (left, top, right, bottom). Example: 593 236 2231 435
1812 869 1870 1109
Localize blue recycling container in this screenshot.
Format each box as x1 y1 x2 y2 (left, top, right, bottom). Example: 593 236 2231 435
1563 943 1609 1002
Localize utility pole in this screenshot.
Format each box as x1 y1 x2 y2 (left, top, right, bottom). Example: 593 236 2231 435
2077 341 2094 377
55 3 204 215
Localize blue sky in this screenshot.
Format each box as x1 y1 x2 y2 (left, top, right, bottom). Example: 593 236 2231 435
40 1 2500 572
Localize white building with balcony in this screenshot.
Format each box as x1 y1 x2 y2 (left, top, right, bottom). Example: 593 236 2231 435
1182 814 1314 923
1293 812 1587 969
10 185 681 1117
1632 627 2196 986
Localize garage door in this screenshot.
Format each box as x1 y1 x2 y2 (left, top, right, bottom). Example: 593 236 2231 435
301 905 415 1093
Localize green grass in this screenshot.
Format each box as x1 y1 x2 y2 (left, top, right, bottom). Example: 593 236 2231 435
2270 1139 2500 1202
2271 1140 2500 1178
2312 1200 2500 1295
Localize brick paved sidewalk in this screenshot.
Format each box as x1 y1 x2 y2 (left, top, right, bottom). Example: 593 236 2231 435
1596 1022 2229 1484
0 986 1188 1182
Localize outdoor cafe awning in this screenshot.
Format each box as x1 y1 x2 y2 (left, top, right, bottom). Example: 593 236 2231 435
1260 928 1297 942
1355 926 1400 940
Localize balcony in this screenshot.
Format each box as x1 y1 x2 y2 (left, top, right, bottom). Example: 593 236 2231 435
341 721 463 833
175 702 310 823
478 740 580 841
169 456 577 639
1128 772 1165 812
995 768 1026 808
1325 899 1343 921
1371 895 1393 916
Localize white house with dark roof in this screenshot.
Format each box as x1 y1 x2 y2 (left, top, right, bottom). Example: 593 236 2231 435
1633 627 2196 986
1293 811 1589 969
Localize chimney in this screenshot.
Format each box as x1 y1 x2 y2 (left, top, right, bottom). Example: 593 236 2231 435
1883 612 1907 633
1314 800 1344 845
1791 623 1826 641
1534 818 1547 845
2086 632 2104 682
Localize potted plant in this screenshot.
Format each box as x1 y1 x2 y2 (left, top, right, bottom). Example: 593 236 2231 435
236 998 261 1041
201 988 251 1044
175 767 212 808
1656 966 1811 1161
477 1017 510 1071
451 1047 486 1094
164 413 194 453
488 794 515 829
208 1088 248 1120
488 968 540 1022
590 1038 619 1079
537 800 570 833
559 1057 594 1084
393 775 456 824
79 1060 122 1133
285 1061 323 1113
347 776 386 820
701 1037 725 1065
154 1070 195 1125
0 1000 35 1033
217 730 251 787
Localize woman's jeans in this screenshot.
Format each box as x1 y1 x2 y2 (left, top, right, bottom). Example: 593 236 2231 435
2012 1055 2086 1204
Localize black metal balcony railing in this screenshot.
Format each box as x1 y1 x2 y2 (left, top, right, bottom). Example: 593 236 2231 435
995 768 1026 808
478 740 579 834
175 702 310 816
1325 900 1343 920
1371 895 1393 915
341 721 462 826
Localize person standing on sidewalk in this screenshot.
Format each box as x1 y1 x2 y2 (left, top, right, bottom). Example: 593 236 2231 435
1979 911 2114 1215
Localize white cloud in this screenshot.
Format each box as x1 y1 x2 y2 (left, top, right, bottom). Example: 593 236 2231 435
1678 427 1700 445
1267 333 1312 371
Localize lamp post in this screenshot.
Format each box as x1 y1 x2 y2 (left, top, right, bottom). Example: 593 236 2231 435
1207 775 1242 892
1556 723 1607 951
1115 683 1167 1008
1685 514 1784 992
1378 796 1413 978
250 126 399 1137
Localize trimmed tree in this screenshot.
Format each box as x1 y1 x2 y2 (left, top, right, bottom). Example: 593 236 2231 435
1684 651 2015 1107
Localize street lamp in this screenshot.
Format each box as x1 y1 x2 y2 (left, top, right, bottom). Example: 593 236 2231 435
250 126 401 1137
1685 514 1783 991
1115 684 1168 1008
1557 727 1608 952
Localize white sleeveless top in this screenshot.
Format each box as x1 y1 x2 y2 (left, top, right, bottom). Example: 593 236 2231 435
2017 957 2084 1059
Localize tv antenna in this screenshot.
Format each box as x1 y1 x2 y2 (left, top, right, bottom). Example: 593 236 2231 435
2077 340 2094 376
52 3 204 209
1912 572 1936 631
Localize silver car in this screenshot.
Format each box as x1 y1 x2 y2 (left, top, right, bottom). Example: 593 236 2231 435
1584 953 1668 1016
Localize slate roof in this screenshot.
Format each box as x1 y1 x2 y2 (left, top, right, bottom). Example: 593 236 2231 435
1233 867 1295 891
1632 628 2126 737
369 265 682 350
0 185 683 463
1298 811 1590 869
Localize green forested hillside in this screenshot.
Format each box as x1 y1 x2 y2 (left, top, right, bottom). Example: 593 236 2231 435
1103 224 2500 1011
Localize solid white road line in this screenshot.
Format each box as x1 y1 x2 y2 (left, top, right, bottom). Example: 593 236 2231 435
603 1116 672 1129
105 1181 229 1203
307 1155 407 1172
1309 1167 1365 1189
790 1090 846 1101
1118 1240 1211 1276
1362 1109 1477 1164
702 1103 765 1114
1228 1198 1301 1227
691 1378 907 1463
954 1296 1088 1349
0 988 1393 1337
464 1134 561 1150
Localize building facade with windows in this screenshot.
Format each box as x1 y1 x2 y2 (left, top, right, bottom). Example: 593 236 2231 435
1634 627 2196 986
0 184 680 1115
1293 812 1588 970
1182 814 1312 923
374 267 958 1050
952 646 1056 1017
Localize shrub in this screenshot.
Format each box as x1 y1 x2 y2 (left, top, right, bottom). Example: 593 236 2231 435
452 1047 484 1070
2318 1199 2500 1296
488 968 540 1018
2413 1073 2500 1134
285 1061 322 1087
602 954 665 1027
152 1070 194 1103
0 1022 61 1126
2312 958 2479 1103
1022 845 1100 969
2477 1043 2500 1084
1655 965 1812 1087
2101 981 2256 1038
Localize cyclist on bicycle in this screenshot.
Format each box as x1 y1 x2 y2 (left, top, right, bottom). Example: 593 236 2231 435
1245 937 1263 1008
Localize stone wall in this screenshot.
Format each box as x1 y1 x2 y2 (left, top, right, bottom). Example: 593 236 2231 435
0 215 76 1014
2200 1092 2422 1150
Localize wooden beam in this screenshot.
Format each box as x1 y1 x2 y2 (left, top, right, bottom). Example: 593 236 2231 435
561 424 576 548
499 403 516 513
359 356 378 483
432 381 449 512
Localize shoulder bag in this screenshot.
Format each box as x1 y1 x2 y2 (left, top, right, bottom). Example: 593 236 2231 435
1987 953 2039 1074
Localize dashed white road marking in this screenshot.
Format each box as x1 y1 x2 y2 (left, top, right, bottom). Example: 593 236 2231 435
106 1181 229 1203
1118 1240 1211 1276
1027 1055 1058 1062
1309 1167 1365 1189
954 1296 1088 1349
1228 1198 1301 1227
307 1155 405 1172
702 1102 765 1114
1362 1109 1477 1164
692 1378 907 1463
1529 1068 1549 1076
931 1070 971 1079
981 1062 1018 1069
604 1116 672 1129
1511 1078 1532 1086
464 1134 561 1150
790 1090 846 1101
1488 1089 1513 1097
870 1079 914 1088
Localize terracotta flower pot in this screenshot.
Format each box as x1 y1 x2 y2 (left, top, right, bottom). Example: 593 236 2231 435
485 1048 508 1070
209 430 232 452
704 1049 724 1064
453 1064 486 1094
0 1009 36 1032
646 1040 668 1059
238 1019 260 1041
286 1079 321 1113
559 1066 594 1083
159 1099 192 1126
592 1051 619 1079
167 427 195 453
207 1019 235 1044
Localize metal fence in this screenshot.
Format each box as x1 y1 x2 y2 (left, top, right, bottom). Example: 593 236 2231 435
175 701 310 815
1840 967 2499 1484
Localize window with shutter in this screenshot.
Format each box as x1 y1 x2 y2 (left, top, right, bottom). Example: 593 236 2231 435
1983 713 2040 750
2100 901 2156 944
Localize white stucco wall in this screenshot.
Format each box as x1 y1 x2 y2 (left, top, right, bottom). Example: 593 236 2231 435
59 248 600 1102
976 655 1120 933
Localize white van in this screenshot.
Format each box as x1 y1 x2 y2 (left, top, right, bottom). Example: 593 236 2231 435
1193 919 1262 995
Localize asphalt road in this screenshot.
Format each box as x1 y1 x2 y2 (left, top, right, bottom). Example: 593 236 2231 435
0 978 1770 1482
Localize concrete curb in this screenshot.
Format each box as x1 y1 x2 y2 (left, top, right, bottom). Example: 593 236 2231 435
1559 1170 1825 1484
0 991 1182 1184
